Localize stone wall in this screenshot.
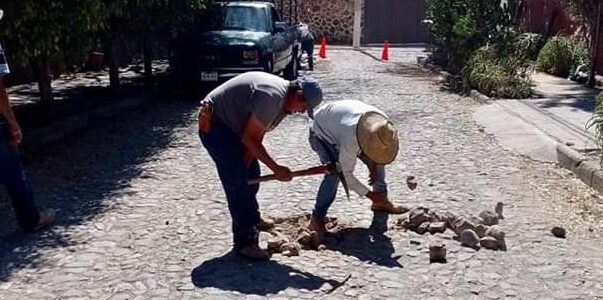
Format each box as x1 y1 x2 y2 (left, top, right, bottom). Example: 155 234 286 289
277 0 355 44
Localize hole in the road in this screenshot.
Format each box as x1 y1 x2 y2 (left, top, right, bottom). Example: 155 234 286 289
262 213 404 268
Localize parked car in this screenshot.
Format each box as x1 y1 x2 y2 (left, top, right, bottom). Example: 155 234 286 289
170 1 300 87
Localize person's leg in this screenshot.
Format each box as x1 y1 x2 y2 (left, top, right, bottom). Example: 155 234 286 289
0 141 40 231
358 154 407 214
359 154 388 195
200 123 259 250
246 158 262 232
308 132 339 221
303 40 315 70
308 44 314 70
313 173 340 220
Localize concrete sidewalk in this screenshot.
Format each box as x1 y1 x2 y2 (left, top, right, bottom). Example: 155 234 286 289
475 71 603 194
475 72 600 162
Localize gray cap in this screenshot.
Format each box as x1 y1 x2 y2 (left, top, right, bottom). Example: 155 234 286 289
296 76 323 117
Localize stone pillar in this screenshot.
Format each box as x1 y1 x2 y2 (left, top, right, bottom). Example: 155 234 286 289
353 0 362 48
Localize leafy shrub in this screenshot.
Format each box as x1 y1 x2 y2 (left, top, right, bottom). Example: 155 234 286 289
536 36 590 77
462 45 533 98
514 33 546 61
587 92 603 165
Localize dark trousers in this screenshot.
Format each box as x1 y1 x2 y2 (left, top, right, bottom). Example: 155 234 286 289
0 128 40 231
301 39 314 70
199 121 260 249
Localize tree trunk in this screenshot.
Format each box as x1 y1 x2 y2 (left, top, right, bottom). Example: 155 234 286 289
104 37 121 95
545 11 557 38
143 37 153 87
32 55 54 104
588 1 602 87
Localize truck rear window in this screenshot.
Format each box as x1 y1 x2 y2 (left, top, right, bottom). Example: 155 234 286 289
200 5 271 32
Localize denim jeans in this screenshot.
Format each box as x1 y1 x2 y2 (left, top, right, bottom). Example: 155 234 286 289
301 39 314 70
0 126 40 231
308 131 387 220
200 121 260 249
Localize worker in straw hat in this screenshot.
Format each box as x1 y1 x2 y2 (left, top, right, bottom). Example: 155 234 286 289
307 99 407 232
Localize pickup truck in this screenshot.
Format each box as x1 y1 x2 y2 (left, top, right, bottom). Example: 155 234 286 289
170 1 300 86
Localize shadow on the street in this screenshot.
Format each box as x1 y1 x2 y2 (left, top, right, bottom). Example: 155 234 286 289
355 49 430 80
10 78 148 130
383 64 433 81
534 96 596 113
324 211 402 268
191 252 341 295
0 99 199 281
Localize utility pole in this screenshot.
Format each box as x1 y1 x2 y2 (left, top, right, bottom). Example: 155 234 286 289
589 0 602 87
353 0 362 48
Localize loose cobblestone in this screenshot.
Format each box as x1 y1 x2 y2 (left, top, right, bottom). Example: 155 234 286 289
0 48 603 298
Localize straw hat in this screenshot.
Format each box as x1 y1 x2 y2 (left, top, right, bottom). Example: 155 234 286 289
356 112 399 164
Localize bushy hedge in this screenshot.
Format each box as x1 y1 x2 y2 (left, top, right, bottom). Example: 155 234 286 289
462 46 533 99
536 36 590 77
515 33 546 61
587 92 603 165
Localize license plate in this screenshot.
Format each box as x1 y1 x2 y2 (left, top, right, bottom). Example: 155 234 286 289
201 72 218 82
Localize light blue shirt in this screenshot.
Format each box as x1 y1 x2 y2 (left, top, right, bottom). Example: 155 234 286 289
311 100 388 196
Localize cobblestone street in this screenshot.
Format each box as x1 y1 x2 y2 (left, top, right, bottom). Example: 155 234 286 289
2 48 603 299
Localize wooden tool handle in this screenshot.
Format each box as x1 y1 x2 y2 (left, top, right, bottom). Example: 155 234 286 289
248 165 328 184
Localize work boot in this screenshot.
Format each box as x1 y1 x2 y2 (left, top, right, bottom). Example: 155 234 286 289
237 244 270 261
258 216 275 231
31 210 55 232
371 199 409 214
307 217 326 232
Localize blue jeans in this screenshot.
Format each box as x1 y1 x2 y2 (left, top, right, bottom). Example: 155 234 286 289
0 126 40 231
200 121 261 249
301 39 314 70
308 131 387 220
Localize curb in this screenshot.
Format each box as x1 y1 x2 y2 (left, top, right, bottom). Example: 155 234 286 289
22 94 150 152
556 143 603 194
469 90 490 104
417 55 603 194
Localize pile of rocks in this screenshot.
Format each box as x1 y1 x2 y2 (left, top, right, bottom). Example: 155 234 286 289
397 202 507 252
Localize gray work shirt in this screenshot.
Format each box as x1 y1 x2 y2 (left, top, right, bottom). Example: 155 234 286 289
207 72 289 135
298 23 314 41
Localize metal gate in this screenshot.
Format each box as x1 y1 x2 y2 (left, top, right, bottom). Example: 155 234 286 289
363 0 428 44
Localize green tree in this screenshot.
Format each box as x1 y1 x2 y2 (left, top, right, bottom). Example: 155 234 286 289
101 0 206 92
0 0 103 103
139 0 207 84
565 0 602 86
426 0 519 72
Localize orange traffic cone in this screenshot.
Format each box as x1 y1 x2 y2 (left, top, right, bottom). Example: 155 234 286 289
318 37 327 59
381 40 389 61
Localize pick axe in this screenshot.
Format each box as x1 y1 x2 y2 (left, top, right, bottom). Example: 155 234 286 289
248 162 351 200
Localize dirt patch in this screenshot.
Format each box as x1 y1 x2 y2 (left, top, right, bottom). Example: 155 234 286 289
260 214 349 257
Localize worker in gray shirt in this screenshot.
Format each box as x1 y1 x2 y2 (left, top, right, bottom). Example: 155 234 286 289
198 71 323 260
